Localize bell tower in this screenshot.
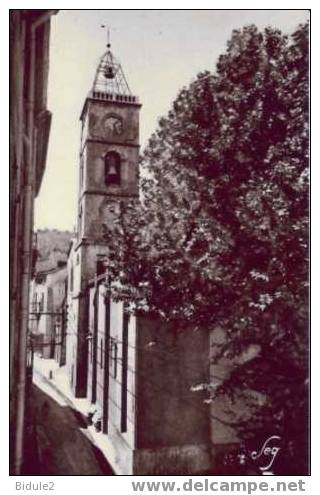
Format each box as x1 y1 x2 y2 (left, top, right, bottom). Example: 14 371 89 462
78 43 140 243
71 43 141 397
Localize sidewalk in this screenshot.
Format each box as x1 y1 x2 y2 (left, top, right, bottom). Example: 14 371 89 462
33 355 122 474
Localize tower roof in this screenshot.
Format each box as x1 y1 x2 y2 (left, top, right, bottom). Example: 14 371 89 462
81 43 140 120
89 46 139 106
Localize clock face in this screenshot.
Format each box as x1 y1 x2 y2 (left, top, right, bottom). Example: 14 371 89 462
101 201 119 231
103 115 123 137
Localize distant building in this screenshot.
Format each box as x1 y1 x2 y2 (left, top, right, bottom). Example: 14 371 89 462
29 263 67 363
65 43 212 475
9 9 58 474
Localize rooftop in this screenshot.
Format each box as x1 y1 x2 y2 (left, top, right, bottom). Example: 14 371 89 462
80 43 140 120
90 44 138 104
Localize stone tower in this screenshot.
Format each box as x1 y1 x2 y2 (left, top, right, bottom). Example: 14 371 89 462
70 44 141 396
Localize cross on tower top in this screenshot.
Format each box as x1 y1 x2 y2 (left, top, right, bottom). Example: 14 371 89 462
101 24 111 49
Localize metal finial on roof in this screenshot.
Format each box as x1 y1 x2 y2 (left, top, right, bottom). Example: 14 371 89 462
101 24 111 49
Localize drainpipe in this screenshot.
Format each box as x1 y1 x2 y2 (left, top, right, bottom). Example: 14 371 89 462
13 10 57 475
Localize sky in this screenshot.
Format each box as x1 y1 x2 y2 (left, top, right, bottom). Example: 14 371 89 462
34 9 309 231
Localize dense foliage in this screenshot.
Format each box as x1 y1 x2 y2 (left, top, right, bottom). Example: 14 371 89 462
103 24 309 474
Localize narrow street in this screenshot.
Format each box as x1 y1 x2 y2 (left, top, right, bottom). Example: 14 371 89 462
23 383 114 475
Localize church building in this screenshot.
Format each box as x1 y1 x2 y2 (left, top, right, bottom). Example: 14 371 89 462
66 42 212 475
66 42 140 398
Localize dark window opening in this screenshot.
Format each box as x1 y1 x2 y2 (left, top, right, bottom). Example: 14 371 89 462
78 204 83 239
39 293 44 312
70 265 74 293
110 339 118 379
104 151 121 186
96 256 105 277
113 342 118 378
80 165 83 188
100 339 104 369
121 304 129 433
103 295 111 434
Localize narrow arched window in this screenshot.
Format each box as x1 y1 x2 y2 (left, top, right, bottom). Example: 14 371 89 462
104 151 121 186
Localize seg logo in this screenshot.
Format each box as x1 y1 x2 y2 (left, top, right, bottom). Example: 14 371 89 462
251 435 281 474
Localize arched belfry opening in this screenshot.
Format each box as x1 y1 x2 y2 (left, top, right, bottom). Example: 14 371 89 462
104 151 121 186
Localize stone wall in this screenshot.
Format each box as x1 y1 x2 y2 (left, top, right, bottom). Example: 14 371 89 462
86 287 212 474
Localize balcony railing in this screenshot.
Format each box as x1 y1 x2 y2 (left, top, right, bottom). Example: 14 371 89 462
90 90 138 104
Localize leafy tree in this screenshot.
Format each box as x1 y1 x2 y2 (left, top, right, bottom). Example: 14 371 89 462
103 23 309 474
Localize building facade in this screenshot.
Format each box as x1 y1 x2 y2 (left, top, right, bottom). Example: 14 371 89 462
9 9 58 474
86 278 212 474
29 264 67 362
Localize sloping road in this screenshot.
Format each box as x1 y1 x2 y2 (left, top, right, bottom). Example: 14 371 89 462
24 383 114 475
